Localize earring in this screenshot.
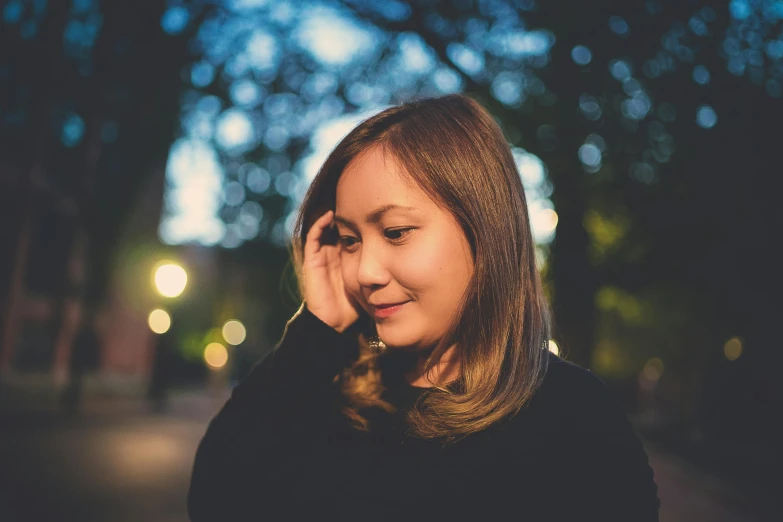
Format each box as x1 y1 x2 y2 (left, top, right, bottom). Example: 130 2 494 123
368 335 387 354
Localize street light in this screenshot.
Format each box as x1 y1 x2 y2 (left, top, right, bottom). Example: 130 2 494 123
153 262 188 298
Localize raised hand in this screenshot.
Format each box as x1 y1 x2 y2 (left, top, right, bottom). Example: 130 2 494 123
302 210 362 332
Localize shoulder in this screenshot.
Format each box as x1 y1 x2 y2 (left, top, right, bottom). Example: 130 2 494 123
542 352 601 387
510 353 634 438
508 354 660 519
536 354 618 412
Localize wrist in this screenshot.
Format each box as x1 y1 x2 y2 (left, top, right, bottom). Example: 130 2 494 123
303 303 344 332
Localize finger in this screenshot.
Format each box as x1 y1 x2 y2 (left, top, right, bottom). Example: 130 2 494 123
304 210 333 257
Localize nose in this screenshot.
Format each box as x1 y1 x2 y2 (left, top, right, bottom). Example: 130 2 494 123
356 241 390 289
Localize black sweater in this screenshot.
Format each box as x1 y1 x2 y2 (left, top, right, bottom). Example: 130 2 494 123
188 305 660 521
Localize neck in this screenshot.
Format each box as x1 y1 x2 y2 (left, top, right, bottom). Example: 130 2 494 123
405 344 460 388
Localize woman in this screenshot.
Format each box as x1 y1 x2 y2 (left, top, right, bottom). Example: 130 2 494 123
188 94 660 521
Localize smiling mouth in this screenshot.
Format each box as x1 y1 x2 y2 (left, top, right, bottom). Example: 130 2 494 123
372 301 409 318
374 301 408 309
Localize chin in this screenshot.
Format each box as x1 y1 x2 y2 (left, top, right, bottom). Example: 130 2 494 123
375 327 420 351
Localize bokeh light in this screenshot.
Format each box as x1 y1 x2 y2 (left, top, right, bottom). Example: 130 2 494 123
609 59 632 81
609 16 629 37
532 208 559 243
215 108 255 153
548 340 560 356
160 6 189 35
579 94 602 120
221 320 247 346
448 43 485 76
724 337 743 361
159 139 225 246
696 105 718 128
571 45 592 65
153 262 188 298
223 181 246 206
204 342 228 369
491 71 525 106
579 142 602 171
147 309 171 334
61 112 85 147
293 6 376 67
642 357 664 381
692 65 711 85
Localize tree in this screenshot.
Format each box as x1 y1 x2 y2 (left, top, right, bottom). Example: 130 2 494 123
0 0 205 371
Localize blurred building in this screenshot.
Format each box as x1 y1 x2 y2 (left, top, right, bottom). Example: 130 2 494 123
0 163 207 396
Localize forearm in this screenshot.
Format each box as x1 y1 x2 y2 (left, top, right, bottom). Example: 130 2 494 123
187 303 356 521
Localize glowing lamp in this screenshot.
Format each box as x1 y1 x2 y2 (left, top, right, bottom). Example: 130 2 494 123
154 262 188 298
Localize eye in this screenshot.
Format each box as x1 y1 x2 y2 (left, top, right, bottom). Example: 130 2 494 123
339 236 359 250
385 228 415 243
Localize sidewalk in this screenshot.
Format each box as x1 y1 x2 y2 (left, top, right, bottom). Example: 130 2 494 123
644 440 778 522
0 381 231 434
0 386 219 522
0 373 231 415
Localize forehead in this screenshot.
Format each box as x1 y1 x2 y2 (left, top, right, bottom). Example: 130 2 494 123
335 146 434 214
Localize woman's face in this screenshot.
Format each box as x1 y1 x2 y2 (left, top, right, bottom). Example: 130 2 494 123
334 145 474 352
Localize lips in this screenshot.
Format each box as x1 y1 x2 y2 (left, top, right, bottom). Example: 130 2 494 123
373 301 408 309
371 301 409 318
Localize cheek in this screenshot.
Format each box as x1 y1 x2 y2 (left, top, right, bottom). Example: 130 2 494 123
398 236 471 297
340 254 361 296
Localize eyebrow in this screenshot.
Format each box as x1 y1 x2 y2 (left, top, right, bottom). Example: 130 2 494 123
334 204 417 226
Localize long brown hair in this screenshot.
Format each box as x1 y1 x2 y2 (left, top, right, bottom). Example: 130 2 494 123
291 94 551 446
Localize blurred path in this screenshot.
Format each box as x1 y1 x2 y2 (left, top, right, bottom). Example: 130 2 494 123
0 390 777 522
0 389 229 522
646 443 777 522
